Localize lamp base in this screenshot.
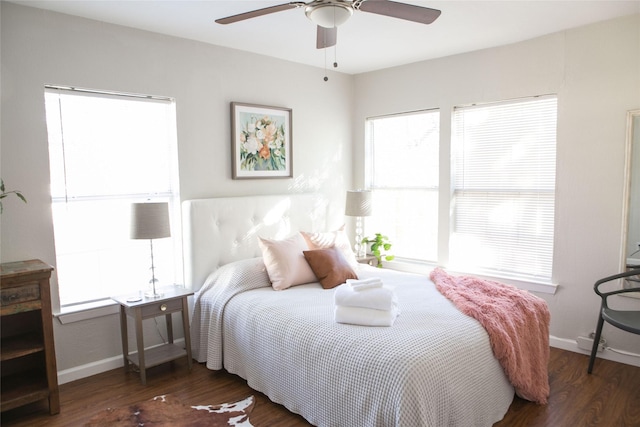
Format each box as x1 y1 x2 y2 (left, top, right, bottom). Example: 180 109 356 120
354 216 366 258
145 279 164 298
144 288 164 298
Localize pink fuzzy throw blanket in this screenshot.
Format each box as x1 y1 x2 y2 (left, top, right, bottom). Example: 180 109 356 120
430 268 550 404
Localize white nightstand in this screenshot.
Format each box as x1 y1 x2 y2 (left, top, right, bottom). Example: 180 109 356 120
111 286 194 384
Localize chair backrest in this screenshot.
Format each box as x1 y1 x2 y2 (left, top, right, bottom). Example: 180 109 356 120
594 268 640 303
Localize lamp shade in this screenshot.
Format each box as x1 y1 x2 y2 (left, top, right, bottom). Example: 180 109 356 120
130 202 171 240
305 4 353 28
345 190 372 217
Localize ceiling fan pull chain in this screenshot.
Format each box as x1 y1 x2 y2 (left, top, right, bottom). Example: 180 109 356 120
324 44 328 81
334 44 338 68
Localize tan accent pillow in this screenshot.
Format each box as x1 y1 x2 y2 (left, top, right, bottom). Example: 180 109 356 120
300 226 358 271
303 246 358 289
258 234 317 290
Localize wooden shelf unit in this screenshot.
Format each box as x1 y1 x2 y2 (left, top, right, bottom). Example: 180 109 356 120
0 259 59 415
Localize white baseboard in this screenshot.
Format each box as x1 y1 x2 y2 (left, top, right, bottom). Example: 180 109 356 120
58 354 124 385
549 335 640 368
57 338 186 385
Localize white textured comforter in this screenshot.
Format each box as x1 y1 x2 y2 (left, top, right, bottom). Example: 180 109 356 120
191 258 514 427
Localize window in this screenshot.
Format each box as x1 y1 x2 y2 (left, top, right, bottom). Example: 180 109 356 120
365 110 440 261
44 87 181 308
365 95 557 283
451 96 557 280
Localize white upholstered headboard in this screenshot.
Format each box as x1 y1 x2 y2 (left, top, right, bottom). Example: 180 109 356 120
182 193 331 290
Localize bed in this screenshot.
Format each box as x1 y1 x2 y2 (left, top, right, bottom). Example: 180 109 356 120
183 194 544 426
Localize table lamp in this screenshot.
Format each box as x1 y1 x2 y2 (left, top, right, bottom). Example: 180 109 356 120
130 202 170 298
345 190 372 258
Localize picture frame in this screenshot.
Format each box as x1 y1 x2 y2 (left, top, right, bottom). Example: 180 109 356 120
231 102 293 179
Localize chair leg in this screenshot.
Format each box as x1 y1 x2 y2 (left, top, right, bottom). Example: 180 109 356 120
588 315 605 374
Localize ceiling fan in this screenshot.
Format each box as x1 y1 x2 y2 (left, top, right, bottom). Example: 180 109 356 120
215 0 441 50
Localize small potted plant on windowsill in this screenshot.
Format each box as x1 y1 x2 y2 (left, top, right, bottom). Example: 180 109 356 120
361 233 394 268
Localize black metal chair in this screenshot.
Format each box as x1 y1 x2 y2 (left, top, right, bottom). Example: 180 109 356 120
588 268 640 373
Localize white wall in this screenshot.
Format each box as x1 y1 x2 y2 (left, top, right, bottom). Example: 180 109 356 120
0 2 354 377
354 14 640 359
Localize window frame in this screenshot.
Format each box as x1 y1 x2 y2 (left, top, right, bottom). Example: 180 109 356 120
44 86 183 315
364 108 441 263
450 95 557 282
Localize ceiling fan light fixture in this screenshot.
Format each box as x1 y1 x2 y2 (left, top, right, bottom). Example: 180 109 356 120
305 4 353 28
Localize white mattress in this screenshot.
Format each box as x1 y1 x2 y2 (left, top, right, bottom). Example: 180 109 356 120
191 258 514 426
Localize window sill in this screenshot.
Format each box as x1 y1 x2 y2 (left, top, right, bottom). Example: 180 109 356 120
382 259 558 295
54 299 120 324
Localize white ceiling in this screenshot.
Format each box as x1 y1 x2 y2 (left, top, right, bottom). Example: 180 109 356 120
8 0 640 74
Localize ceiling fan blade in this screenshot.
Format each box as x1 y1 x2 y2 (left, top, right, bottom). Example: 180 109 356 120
359 0 441 25
317 26 337 49
215 2 305 25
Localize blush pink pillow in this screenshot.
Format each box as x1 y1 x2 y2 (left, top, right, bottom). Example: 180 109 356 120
300 226 359 271
258 234 317 290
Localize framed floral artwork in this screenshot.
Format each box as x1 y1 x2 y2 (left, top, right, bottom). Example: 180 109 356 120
231 102 292 179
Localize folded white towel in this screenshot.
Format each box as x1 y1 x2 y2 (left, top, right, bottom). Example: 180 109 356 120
334 304 399 327
346 277 383 291
334 282 398 311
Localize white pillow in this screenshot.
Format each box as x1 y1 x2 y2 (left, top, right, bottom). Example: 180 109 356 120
258 234 317 290
300 226 359 271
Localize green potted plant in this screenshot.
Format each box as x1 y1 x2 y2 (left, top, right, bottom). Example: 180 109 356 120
0 179 26 213
361 233 394 268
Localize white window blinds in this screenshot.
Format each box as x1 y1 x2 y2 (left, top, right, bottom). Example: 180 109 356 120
451 96 557 281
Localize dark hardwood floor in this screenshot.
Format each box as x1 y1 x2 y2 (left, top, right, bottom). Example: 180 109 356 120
2 347 639 426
